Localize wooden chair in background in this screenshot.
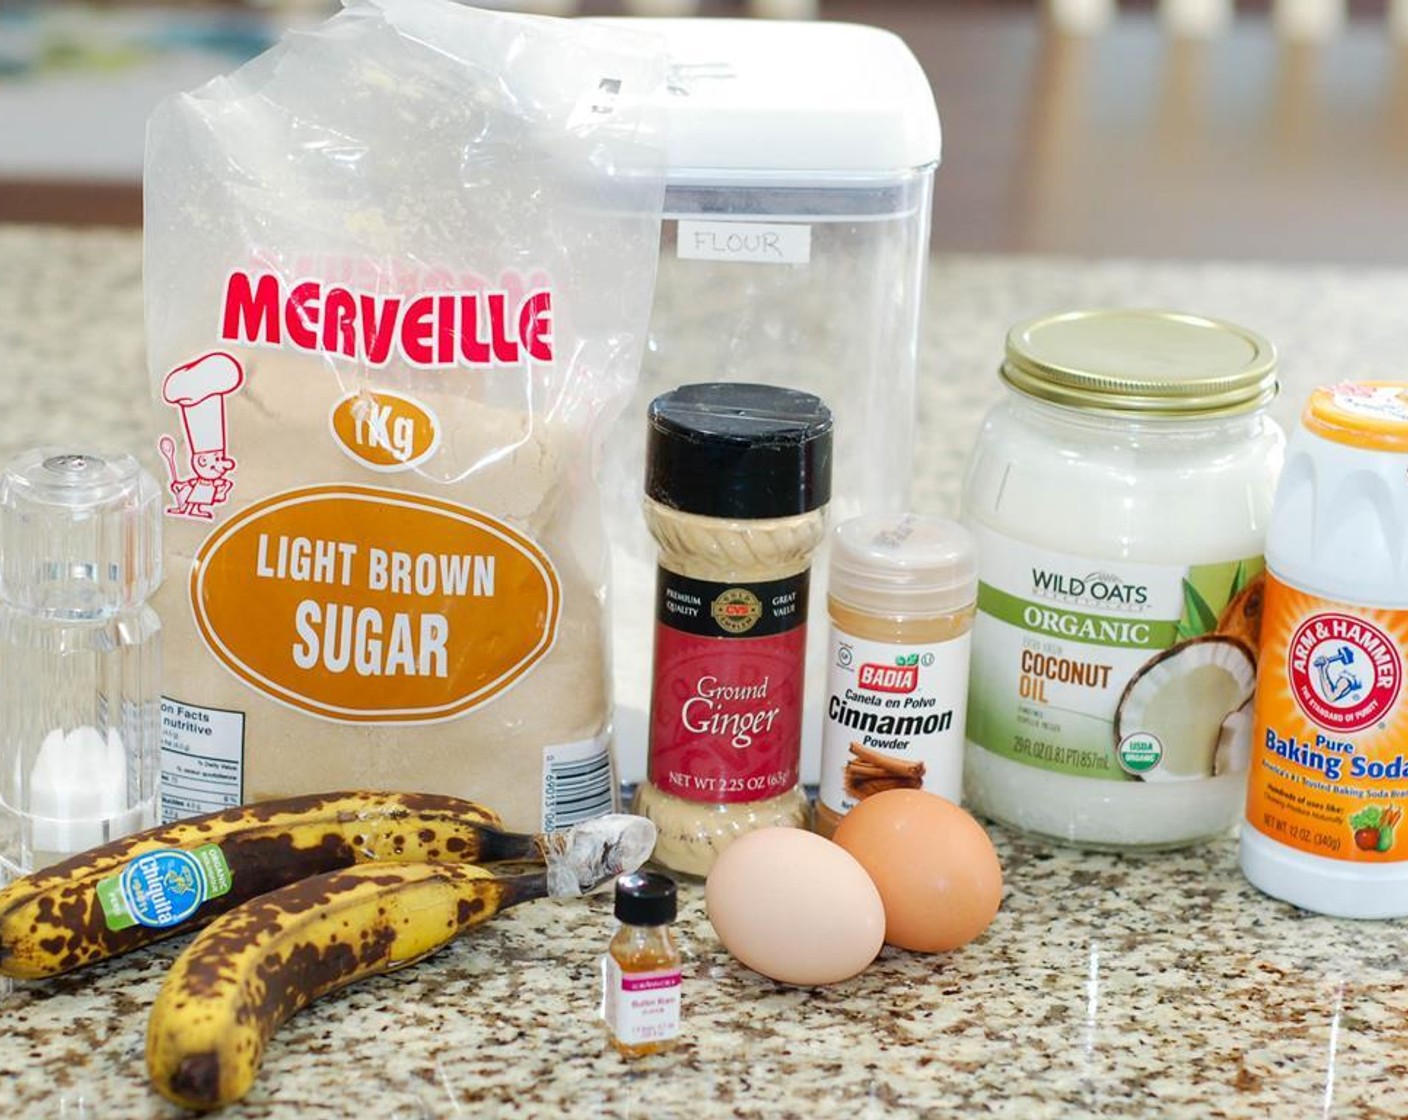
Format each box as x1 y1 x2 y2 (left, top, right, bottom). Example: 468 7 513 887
1048 0 1402 39
1020 0 1408 261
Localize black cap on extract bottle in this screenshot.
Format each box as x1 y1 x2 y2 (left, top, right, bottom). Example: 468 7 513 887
645 383 834 520
614 871 678 927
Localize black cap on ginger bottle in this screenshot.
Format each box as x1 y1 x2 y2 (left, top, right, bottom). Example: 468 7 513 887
645 383 834 520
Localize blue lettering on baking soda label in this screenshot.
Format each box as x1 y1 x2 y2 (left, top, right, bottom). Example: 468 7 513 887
96 845 233 931
967 526 1263 782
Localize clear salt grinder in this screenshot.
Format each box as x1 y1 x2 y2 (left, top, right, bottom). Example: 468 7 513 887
0 450 162 882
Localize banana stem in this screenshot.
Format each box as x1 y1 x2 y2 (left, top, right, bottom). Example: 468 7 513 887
539 814 659 896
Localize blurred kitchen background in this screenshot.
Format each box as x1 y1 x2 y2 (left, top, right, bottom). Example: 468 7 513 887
0 0 1405 263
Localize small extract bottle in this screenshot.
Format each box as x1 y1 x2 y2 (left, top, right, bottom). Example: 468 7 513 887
816 513 977 839
602 871 681 1058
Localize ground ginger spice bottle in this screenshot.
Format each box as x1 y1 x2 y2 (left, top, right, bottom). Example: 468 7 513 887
633 383 832 877
816 513 977 838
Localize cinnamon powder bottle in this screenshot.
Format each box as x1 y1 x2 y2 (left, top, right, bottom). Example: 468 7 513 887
815 513 977 838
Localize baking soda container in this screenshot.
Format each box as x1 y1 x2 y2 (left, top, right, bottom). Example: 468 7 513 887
1242 382 1408 918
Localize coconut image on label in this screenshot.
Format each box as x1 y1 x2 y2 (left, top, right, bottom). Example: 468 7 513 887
1216 571 1265 657
1114 634 1257 781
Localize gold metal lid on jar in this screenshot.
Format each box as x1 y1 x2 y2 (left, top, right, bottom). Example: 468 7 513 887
1002 309 1278 417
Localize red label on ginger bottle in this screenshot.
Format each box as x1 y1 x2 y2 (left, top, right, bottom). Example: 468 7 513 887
647 569 809 804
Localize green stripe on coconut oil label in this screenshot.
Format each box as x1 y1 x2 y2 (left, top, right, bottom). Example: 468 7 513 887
966 527 1263 783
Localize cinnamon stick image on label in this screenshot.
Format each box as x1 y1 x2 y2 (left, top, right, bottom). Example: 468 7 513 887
843 742 927 801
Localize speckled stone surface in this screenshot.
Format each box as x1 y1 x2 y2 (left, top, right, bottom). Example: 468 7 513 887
5 227 1408 1118
7 833 1408 1119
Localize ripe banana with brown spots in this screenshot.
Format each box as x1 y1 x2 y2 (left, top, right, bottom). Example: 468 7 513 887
0 790 565 980
146 815 656 1110
145 861 580 1110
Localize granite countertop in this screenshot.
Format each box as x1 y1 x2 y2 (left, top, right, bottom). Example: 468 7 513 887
5 226 1408 1118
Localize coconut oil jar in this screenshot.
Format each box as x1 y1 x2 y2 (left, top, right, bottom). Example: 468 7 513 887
961 309 1284 849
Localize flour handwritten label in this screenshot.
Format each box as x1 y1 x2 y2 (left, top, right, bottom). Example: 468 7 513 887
676 220 812 265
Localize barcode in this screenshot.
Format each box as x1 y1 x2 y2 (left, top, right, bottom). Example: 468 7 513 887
543 738 616 831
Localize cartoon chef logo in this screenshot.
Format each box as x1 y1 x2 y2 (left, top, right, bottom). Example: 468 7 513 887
158 351 245 520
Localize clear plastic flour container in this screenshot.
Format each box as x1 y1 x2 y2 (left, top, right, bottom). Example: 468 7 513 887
596 19 942 781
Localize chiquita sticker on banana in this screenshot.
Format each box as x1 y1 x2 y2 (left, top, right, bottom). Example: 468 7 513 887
190 485 560 722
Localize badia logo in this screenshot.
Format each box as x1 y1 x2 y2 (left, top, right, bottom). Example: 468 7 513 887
1288 612 1402 733
858 661 918 694
119 849 208 929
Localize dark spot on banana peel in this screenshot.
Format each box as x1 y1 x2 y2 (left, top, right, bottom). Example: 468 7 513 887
234 999 258 1030
457 897 486 925
254 940 364 1024
391 791 501 823
360 925 397 966
168 1051 224 1110
178 868 412 995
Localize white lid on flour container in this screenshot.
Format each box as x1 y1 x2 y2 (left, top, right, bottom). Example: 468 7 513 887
593 19 941 176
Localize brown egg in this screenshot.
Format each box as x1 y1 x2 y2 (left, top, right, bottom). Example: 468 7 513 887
705 827 886 986
832 789 1003 953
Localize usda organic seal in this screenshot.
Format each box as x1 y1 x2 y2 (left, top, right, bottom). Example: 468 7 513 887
1117 732 1163 776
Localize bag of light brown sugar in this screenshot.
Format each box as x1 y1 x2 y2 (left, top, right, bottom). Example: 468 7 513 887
143 0 667 831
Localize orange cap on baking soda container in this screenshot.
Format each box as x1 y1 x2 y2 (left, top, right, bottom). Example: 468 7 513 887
1241 381 1408 918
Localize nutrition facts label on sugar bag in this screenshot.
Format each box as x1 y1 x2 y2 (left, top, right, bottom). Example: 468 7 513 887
160 697 245 822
